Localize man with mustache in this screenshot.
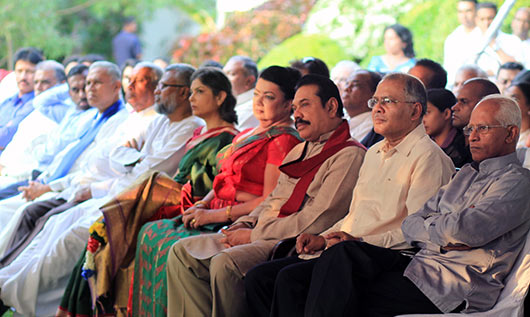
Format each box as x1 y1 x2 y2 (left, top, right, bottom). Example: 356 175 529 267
0 47 43 154
244 73 455 317
0 63 203 317
296 95 530 316
0 64 93 200
165 74 366 316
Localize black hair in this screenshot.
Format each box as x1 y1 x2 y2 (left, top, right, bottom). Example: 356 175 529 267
13 47 43 67
510 82 530 106
385 24 415 58
290 57 330 78
62 55 82 67
123 16 136 25
295 74 344 118
260 66 302 100
67 64 89 78
79 54 105 65
498 62 524 74
459 0 477 4
190 67 238 124
513 70 530 85
427 88 457 112
414 58 448 89
199 60 223 69
477 2 497 13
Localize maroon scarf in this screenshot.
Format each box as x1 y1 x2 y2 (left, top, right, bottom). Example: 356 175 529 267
278 120 365 218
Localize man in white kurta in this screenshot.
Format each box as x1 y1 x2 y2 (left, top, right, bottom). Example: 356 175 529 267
223 56 259 130
0 64 204 317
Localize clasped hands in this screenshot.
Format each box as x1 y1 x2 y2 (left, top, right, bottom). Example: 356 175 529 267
19 181 51 201
296 231 361 255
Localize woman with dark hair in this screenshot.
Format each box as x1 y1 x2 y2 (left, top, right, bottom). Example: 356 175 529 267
368 23 416 74
58 66 302 316
290 56 330 78
505 82 530 148
57 67 240 317
124 65 303 316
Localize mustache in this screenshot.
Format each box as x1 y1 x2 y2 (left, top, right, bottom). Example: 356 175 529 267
295 118 310 127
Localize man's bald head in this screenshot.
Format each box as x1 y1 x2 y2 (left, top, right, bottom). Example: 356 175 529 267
451 78 500 128
453 64 488 95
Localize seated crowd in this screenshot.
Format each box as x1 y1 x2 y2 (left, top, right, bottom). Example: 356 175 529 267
0 4 529 316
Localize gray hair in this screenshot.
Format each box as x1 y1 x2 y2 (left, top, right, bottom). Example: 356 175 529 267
133 61 163 88
456 64 488 79
331 60 360 80
89 61 121 82
165 63 197 87
36 60 66 83
382 72 427 116
227 55 258 84
479 94 522 130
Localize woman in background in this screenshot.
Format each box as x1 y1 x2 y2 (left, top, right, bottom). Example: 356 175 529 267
368 23 416 74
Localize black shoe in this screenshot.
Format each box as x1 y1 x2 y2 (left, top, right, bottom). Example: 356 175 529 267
0 298 9 316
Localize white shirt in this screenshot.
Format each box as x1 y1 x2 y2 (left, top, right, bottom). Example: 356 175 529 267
0 72 18 104
235 89 258 131
89 115 204 198
474 31 524 78
444 25 482 85
348 111 372 142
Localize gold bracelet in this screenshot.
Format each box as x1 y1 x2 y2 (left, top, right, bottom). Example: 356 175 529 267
226 205 233 222
194 200 208 207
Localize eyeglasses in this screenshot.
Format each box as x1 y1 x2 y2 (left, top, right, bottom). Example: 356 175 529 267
158 82 187 89
367 97 417 109
462 124 507 136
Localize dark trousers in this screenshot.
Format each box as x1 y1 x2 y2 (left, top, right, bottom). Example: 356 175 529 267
0 197 77 267
304 241 443 317
246 255 311 317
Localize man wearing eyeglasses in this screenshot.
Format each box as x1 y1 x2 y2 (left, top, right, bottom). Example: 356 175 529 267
244 73 455 316
258 96 530 316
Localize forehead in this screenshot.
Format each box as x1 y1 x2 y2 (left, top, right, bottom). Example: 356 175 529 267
132 66 152 78
68 74 86 86
477 8 496 17
498 68 519 78
87 67 111 81
374 79 405 97
224 60 245 72
470 102 498 123
350 71 371 83
161 70 179 83
15 60 36 70
457 1 475 11
458 83 480 99
409 65 433 79
515 9 530 20
256 78 281 92
293 84 321 104
35 69 56 79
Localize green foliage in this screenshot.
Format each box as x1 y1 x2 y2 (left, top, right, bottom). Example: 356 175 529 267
0 0 216 69
257 33 350 70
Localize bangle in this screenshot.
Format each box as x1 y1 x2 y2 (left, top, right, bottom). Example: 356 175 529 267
194 200 208 207
226 205 233 222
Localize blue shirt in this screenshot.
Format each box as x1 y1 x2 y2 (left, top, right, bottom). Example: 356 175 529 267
367 55 416 74
0 91 35 152
112 30 141 67
34 83 72 124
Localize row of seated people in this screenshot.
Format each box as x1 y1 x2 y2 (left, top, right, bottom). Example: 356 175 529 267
0 47 528 316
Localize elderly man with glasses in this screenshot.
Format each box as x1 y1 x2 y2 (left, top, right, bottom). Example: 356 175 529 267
292 94 530 316
245 73 455 317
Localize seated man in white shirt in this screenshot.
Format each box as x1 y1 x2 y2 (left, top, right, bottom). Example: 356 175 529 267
0 61 80 199
223 55 258 130
0 64 204 317
343 70 381 141
330 60 361 106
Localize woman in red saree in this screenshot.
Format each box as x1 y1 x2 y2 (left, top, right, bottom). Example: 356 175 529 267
131 66 303 316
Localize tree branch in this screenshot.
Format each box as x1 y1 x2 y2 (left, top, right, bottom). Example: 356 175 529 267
56 0 100 16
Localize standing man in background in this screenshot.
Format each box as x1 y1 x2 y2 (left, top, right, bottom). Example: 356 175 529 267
112 16 142 68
